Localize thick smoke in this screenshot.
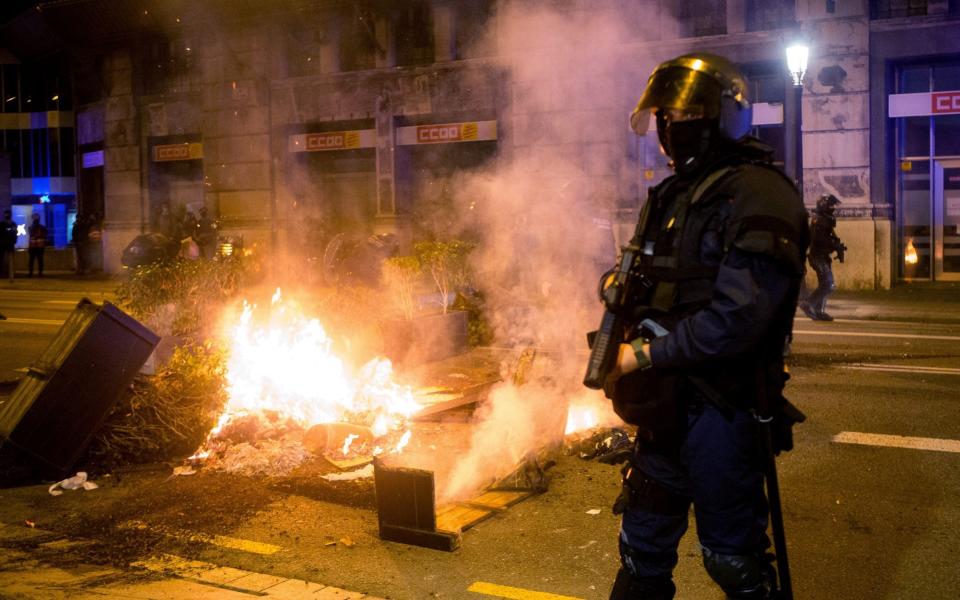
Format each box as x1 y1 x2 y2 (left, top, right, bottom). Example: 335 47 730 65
432 1 646 499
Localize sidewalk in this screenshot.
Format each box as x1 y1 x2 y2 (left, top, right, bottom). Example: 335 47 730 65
2 274 957 323
0 273 121 295
814 282 960 324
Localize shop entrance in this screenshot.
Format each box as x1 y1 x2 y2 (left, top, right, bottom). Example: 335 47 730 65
933 158 960 280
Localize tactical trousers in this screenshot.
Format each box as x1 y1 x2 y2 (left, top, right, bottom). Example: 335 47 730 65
618 403 769 596
806 256 835 314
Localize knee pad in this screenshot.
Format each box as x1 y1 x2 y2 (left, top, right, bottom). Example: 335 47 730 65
619 537 679 578
609 568 676 600
701 546 774 599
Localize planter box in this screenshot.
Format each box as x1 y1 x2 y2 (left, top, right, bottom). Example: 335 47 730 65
382 310 468 367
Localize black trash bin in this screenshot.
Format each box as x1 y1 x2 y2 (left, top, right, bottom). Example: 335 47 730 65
0 299 159 479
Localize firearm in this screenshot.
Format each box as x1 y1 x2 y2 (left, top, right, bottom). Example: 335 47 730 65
582 241 650 390
835 241 847 264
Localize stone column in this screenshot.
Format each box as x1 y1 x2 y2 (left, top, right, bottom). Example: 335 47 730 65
726 0 747 34
374 93 398 236
375 14 397 69
432 1 457 62
200 28 273 255
320 14 342 74
798 3 886 287
101 50 142 273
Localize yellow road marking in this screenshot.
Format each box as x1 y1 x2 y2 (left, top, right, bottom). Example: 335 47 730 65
468 581 584 600
833 431 960 453
120 520 281 555
0 317 64 325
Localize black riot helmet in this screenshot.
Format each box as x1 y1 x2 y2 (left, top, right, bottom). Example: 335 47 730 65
630 54 752 171
816 193 841 214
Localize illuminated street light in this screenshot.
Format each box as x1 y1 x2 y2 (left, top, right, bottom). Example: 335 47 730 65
786 44 809 87
783 42 809 188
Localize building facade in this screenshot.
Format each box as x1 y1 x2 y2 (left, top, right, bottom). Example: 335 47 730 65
0 0 957 286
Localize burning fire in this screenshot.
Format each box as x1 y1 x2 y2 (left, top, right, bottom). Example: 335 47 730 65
904 238 919 265
565 390 621 435
209 289 420 455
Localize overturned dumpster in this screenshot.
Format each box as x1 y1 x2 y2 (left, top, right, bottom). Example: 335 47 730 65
0 299 159 482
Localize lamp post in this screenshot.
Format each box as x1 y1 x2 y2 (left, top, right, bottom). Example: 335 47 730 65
784 43 808 191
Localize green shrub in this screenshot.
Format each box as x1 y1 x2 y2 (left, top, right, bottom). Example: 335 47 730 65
381 255 422 321
82 344 228 471
115 257 248 338
413 240 475 314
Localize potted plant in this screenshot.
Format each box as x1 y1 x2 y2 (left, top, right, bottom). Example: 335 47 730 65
378 240 475 366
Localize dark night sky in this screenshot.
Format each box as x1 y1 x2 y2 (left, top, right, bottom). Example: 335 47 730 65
0 2 37 27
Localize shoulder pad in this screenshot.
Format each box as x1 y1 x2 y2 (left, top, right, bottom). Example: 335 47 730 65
714 164 809 275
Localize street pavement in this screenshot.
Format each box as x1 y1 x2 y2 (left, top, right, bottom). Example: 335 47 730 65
0 277 958 599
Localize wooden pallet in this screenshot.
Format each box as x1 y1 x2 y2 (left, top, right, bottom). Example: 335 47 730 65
373 460 533 551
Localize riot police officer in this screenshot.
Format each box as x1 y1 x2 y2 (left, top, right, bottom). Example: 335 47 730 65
603 54 808 599
800 194 845 321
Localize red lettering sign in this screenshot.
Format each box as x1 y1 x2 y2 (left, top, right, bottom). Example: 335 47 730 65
306 133 346 150
154 145 190 161
417 125 462 143
932 92 960 114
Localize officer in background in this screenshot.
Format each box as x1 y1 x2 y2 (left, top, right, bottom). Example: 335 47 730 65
604 54 808 599
0 210 17 281
800 194 845 321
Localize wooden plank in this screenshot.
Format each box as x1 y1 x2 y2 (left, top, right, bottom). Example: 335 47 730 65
469 490 531 509
325 455 373 471
373 462 437 532
378 524 460 551
411 380 499 420
435 505 492 534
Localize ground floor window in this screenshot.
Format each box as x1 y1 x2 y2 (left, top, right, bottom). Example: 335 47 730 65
894 61 960 281
10 197 75 249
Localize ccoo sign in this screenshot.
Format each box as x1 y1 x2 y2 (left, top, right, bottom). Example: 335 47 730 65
932 92 960 114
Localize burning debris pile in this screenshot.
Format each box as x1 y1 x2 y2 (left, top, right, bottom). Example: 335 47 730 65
189 289 420 478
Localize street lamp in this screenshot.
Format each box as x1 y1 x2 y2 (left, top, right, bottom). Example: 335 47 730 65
784 43 808 190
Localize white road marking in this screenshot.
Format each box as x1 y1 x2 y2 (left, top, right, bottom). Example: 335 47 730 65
793 329 960 342
833 431 960 453
839 363 960 376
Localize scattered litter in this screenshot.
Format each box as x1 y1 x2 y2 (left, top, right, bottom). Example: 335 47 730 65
578 540 598 549
171 466 196 477
323 540 337 547
24 519 35 528
586 508 602 515
578 428 632 461
211 439 310 477
48 472 98 496
321 464 374 481
339 536 355 548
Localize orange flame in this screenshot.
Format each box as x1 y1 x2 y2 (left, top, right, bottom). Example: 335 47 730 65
212 289 420 444
904 238 919 265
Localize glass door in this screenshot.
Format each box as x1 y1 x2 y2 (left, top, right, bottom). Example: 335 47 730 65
933 159 960 280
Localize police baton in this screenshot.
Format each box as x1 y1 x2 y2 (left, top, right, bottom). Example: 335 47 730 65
755 389 794 599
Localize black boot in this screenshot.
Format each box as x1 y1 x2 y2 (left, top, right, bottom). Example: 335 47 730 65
798 301 817 321
609 568 676 600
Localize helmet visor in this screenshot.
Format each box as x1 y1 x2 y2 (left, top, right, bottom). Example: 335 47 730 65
629 67 722 135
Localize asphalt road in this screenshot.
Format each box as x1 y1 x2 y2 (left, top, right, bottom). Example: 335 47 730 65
0 284 958 599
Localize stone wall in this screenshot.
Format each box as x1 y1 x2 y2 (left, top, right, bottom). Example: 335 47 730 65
101 51 142 273
796 4 891 288
198 26 275 255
